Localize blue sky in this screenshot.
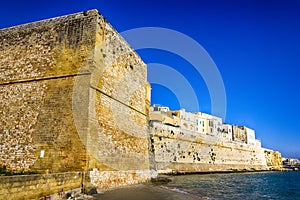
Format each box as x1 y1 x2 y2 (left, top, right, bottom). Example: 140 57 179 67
0 0 299 158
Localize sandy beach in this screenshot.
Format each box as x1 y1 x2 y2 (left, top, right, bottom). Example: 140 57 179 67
92 184 203 200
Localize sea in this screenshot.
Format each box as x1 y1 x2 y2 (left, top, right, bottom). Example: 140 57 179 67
164 172 300 200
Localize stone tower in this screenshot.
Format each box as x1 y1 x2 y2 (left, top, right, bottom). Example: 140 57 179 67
0 9 152 189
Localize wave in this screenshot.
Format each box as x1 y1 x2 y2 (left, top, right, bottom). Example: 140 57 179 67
160 186 212 199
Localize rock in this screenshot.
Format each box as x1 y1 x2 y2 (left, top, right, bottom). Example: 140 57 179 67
151 177 172 185
87 188 98 195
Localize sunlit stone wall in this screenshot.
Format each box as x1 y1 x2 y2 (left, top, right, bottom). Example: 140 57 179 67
0 9 152 189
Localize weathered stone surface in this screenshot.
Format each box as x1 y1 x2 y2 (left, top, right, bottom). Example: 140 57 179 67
150 122 267 173
89 168 154 190
264 150 282 169
0 9 152 193
0 172 82 200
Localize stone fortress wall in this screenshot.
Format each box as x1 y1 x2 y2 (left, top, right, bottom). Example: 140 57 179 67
149 105 278 173
0 9 152 196
0 9 283 199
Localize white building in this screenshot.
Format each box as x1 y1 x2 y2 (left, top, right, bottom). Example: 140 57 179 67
221 124 233 141
178 109 197 132
204 113 222 137
195 112 207 134
152 104 169 112
150 105 258 146
149 105 180 127
245 127 256 146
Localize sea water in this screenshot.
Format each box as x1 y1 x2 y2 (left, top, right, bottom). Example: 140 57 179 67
165 172 300 200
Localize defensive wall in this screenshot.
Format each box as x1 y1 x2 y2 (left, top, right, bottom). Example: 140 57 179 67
0 9 284 199
150 121 268 173
148 106 283 173
0 172 82 200
0 9 153 198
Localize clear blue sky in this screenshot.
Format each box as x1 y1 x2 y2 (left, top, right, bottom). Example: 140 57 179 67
1 0 299 158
